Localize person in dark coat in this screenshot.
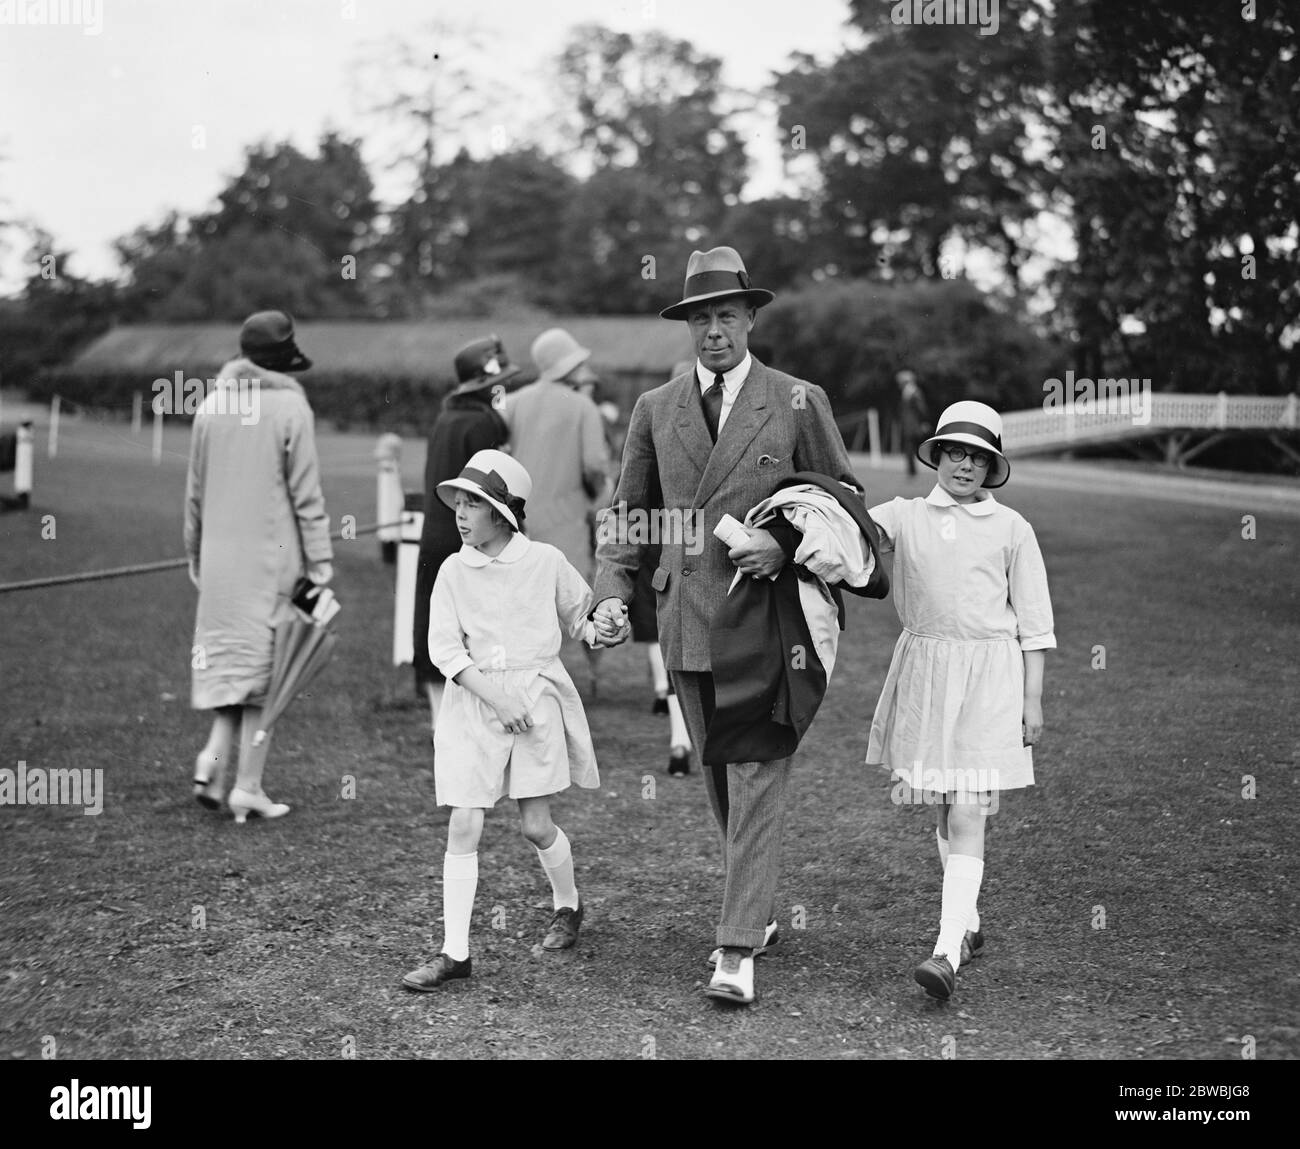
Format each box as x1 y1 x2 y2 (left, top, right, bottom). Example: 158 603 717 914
413 337 516 735
898 369 930 477
703 472 889 766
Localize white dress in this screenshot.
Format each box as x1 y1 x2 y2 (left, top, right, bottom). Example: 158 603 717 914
428 533 600 807
865 486 1055 794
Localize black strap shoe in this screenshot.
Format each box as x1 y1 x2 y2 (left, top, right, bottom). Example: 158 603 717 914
401 952 471 991
914 953 956 1000
542 901 584 950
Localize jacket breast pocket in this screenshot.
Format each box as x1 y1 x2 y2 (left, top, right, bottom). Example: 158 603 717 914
651 566 670 593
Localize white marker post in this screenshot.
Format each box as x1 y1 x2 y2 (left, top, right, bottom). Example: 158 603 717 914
152 405 163 465
392 507 424 666
374 433 403 564
14 421 33 508
48 396 60 458
867 408 882 469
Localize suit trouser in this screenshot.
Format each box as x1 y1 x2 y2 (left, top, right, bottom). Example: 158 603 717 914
671 669 794 951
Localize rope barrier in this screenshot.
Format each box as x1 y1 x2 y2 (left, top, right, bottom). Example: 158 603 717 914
0 518 410 595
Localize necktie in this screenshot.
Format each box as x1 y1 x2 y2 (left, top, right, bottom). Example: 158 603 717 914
702 373 725 443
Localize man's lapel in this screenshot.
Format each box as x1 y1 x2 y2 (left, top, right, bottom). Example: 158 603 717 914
672 369 714 476
694 360 774 506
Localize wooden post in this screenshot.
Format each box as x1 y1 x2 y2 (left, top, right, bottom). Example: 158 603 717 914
393 507 424 666
14 420 33 508
867 408 882 468
152 406 163 465
132 392 143 434
48 396 60 458
374 433 403 564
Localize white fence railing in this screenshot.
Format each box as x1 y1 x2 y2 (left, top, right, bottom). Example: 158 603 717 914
1001 392 1298 453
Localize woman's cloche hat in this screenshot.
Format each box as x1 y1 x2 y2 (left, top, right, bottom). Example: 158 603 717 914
452 335 521 394
531 327 592 384
437 449 532 531
918 400 1011 488
240 310 312 373
659 246 775 321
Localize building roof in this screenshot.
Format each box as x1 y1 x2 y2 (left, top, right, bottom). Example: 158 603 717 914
67 317 695 380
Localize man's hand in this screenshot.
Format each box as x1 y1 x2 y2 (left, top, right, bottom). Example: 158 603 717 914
307 561 334 586
592 597 631 646
727 527 788 579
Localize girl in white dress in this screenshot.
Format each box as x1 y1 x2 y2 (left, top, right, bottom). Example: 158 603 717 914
866 402 1055 1000
402 450 609 992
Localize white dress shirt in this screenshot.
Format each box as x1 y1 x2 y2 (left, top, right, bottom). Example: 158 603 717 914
695 353 752 434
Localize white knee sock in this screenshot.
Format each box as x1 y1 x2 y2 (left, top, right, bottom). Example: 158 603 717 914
535 828 579 910
667 693 690 750
937 827 979 933
935 854 984 970
440 851 478 961
648 643 669 696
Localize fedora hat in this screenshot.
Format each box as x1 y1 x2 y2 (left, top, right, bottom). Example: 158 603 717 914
531 327 592 384
918 400 1011 488
659 246 775 321
436 449 532 531
452 336 521 394
240 310 311 372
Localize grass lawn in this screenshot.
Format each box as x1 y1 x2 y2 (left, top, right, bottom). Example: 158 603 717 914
1 414 1297 1063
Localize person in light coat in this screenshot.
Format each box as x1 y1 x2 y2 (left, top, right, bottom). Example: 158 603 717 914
186 310 332 824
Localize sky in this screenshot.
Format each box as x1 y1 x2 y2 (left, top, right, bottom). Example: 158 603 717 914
0 0 862 287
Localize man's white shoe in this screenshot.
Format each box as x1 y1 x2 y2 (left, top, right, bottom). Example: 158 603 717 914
706 920 778 969
706 949 755 1004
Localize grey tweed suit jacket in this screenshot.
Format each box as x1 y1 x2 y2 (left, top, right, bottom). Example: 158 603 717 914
592 358 862 671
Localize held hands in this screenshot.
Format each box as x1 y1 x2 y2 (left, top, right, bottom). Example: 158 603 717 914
727 527 788 580
591 598 631 647
307 561 334 586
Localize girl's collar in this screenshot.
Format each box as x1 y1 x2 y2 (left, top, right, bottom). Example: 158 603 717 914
458 531 530 567
925 485 999 516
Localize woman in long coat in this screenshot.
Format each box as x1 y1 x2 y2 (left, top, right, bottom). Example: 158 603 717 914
412 337 515 735
186 310 333 823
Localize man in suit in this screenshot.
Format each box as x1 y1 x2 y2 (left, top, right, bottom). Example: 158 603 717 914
591 246 863 1004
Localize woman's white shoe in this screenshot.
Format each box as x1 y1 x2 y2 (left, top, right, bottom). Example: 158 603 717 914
228 787 290 824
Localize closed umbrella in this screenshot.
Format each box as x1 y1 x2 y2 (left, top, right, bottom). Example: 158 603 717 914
252 588 340 746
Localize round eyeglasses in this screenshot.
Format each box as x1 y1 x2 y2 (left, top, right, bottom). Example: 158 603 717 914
942 444 992 469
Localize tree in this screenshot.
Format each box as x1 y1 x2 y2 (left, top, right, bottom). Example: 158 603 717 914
115 133 379 321
551 23 750 311
352 20 512 296
774 1 1056 286
370 147 575 316
1049 0 1300 392
0 227 118 384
